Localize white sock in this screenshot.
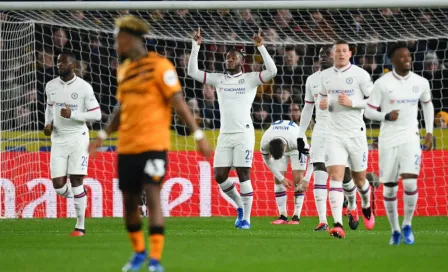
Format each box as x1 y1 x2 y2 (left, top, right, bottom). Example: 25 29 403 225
383 184 400 232
313 171 328 224
240 180 253 224
72 185 87 230
304 160 313 182
274 184 287 217
356 180 371 208
219 179 243 208
54 183 73 198
343 179 357 210
294 185 305 218
403 178 418 227
329 180 344 225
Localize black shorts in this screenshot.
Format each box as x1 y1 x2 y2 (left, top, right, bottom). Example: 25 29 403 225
118 151 168 193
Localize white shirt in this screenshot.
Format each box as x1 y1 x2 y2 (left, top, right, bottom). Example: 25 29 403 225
260 120 307 155
367 70 432 148
319 64 373 138
304 70 327 131
45 76 100 141
203 71 262 133
188 40 277 134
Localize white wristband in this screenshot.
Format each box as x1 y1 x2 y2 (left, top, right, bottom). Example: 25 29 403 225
193 129 204 141
98 130 108 140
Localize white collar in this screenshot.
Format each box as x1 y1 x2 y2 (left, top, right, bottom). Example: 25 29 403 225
333 63 351 73
226 71 243 78
59 75 77 85
392 70 411 80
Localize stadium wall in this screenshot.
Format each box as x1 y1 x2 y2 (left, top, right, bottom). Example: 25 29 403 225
1 151 447 218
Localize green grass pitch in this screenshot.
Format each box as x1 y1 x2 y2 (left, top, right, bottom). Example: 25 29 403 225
1 216 447 272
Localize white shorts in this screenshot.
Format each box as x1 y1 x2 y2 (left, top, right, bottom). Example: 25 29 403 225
379 136 421 183
273 150 307 172
213 131 255 168
310 132 326 164
325 135 368 172
50 133 89 178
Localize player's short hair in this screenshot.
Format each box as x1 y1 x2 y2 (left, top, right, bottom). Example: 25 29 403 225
387 41 409 59
269 138 285 160
226 47 247 59
334 39 349 46
115 15 150 39
59 51 77 63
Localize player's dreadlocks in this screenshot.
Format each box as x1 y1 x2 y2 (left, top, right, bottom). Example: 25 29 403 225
227 47 247 59
114 15 150 39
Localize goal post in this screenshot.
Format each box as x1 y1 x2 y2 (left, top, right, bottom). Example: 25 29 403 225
1 1 448 218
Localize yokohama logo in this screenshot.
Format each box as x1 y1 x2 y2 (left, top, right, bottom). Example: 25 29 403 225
1 151 447 218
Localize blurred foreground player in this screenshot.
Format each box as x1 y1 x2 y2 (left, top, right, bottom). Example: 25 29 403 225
44 52 101 236
88 16 211 272
260 120 311 225
365 42 434 245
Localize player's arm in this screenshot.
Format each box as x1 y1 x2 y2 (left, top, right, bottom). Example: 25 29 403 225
299 78 316 137
43 84 53 136
188 27 220 86
253 29 277 83
420 80 434 150
69 84 101 122
341 71 374 109
364 80 389 121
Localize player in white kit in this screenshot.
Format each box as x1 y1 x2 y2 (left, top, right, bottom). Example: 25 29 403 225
298 45 361 231
365 42 434 245
43 52 101 236
260 120 310 225
318 40 375 238
188 28 277 229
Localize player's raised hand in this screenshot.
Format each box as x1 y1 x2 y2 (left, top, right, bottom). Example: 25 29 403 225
385 110 399 121
193 27 203 45
281 177 293 188
88 138 103 158
196 138 212 158
338 92 353 107
43 124 52 136
297 137 309 158
61 104 71 118
425 133 433 151
252 28 264 47
319 98 328 110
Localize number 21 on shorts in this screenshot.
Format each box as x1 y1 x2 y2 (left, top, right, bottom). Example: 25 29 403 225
245 150 253 162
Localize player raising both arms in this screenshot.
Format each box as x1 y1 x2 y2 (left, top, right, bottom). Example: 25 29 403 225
260 120 311 225
44 52 101 236
188 27 277 229
318 40 375 238
365 42 434 245
88 16 211 272
298 45 361 231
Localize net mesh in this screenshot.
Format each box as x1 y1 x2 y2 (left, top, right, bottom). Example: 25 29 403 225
1 8 447 218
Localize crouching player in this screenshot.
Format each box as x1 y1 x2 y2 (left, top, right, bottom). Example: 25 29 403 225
260 120 311 224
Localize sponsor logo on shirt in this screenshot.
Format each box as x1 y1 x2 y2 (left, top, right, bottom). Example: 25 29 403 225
389 99 419 104
56 103 78 109
222 87 246 94
273 126 290 130
327 89 354 95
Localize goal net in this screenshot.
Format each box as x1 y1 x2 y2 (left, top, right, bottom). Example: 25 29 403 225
1 2 448 218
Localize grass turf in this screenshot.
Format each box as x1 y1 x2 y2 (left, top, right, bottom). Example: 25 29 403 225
1 216 447 272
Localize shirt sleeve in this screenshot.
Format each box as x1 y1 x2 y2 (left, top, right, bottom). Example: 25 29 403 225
319 74 327 96
359 70 374 97
45 84 53 106
84 84 100 112
260 138 270 155
420 79 432 103
367 80 383 110
304 77 315 104
159 58 182 99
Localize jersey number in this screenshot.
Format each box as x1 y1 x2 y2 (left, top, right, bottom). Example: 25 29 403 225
144 159 166 178
272 120 295 127
81 156 88 167
299 154 306 164
245 150 253 161
362 152 367 163
414 155 421 166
